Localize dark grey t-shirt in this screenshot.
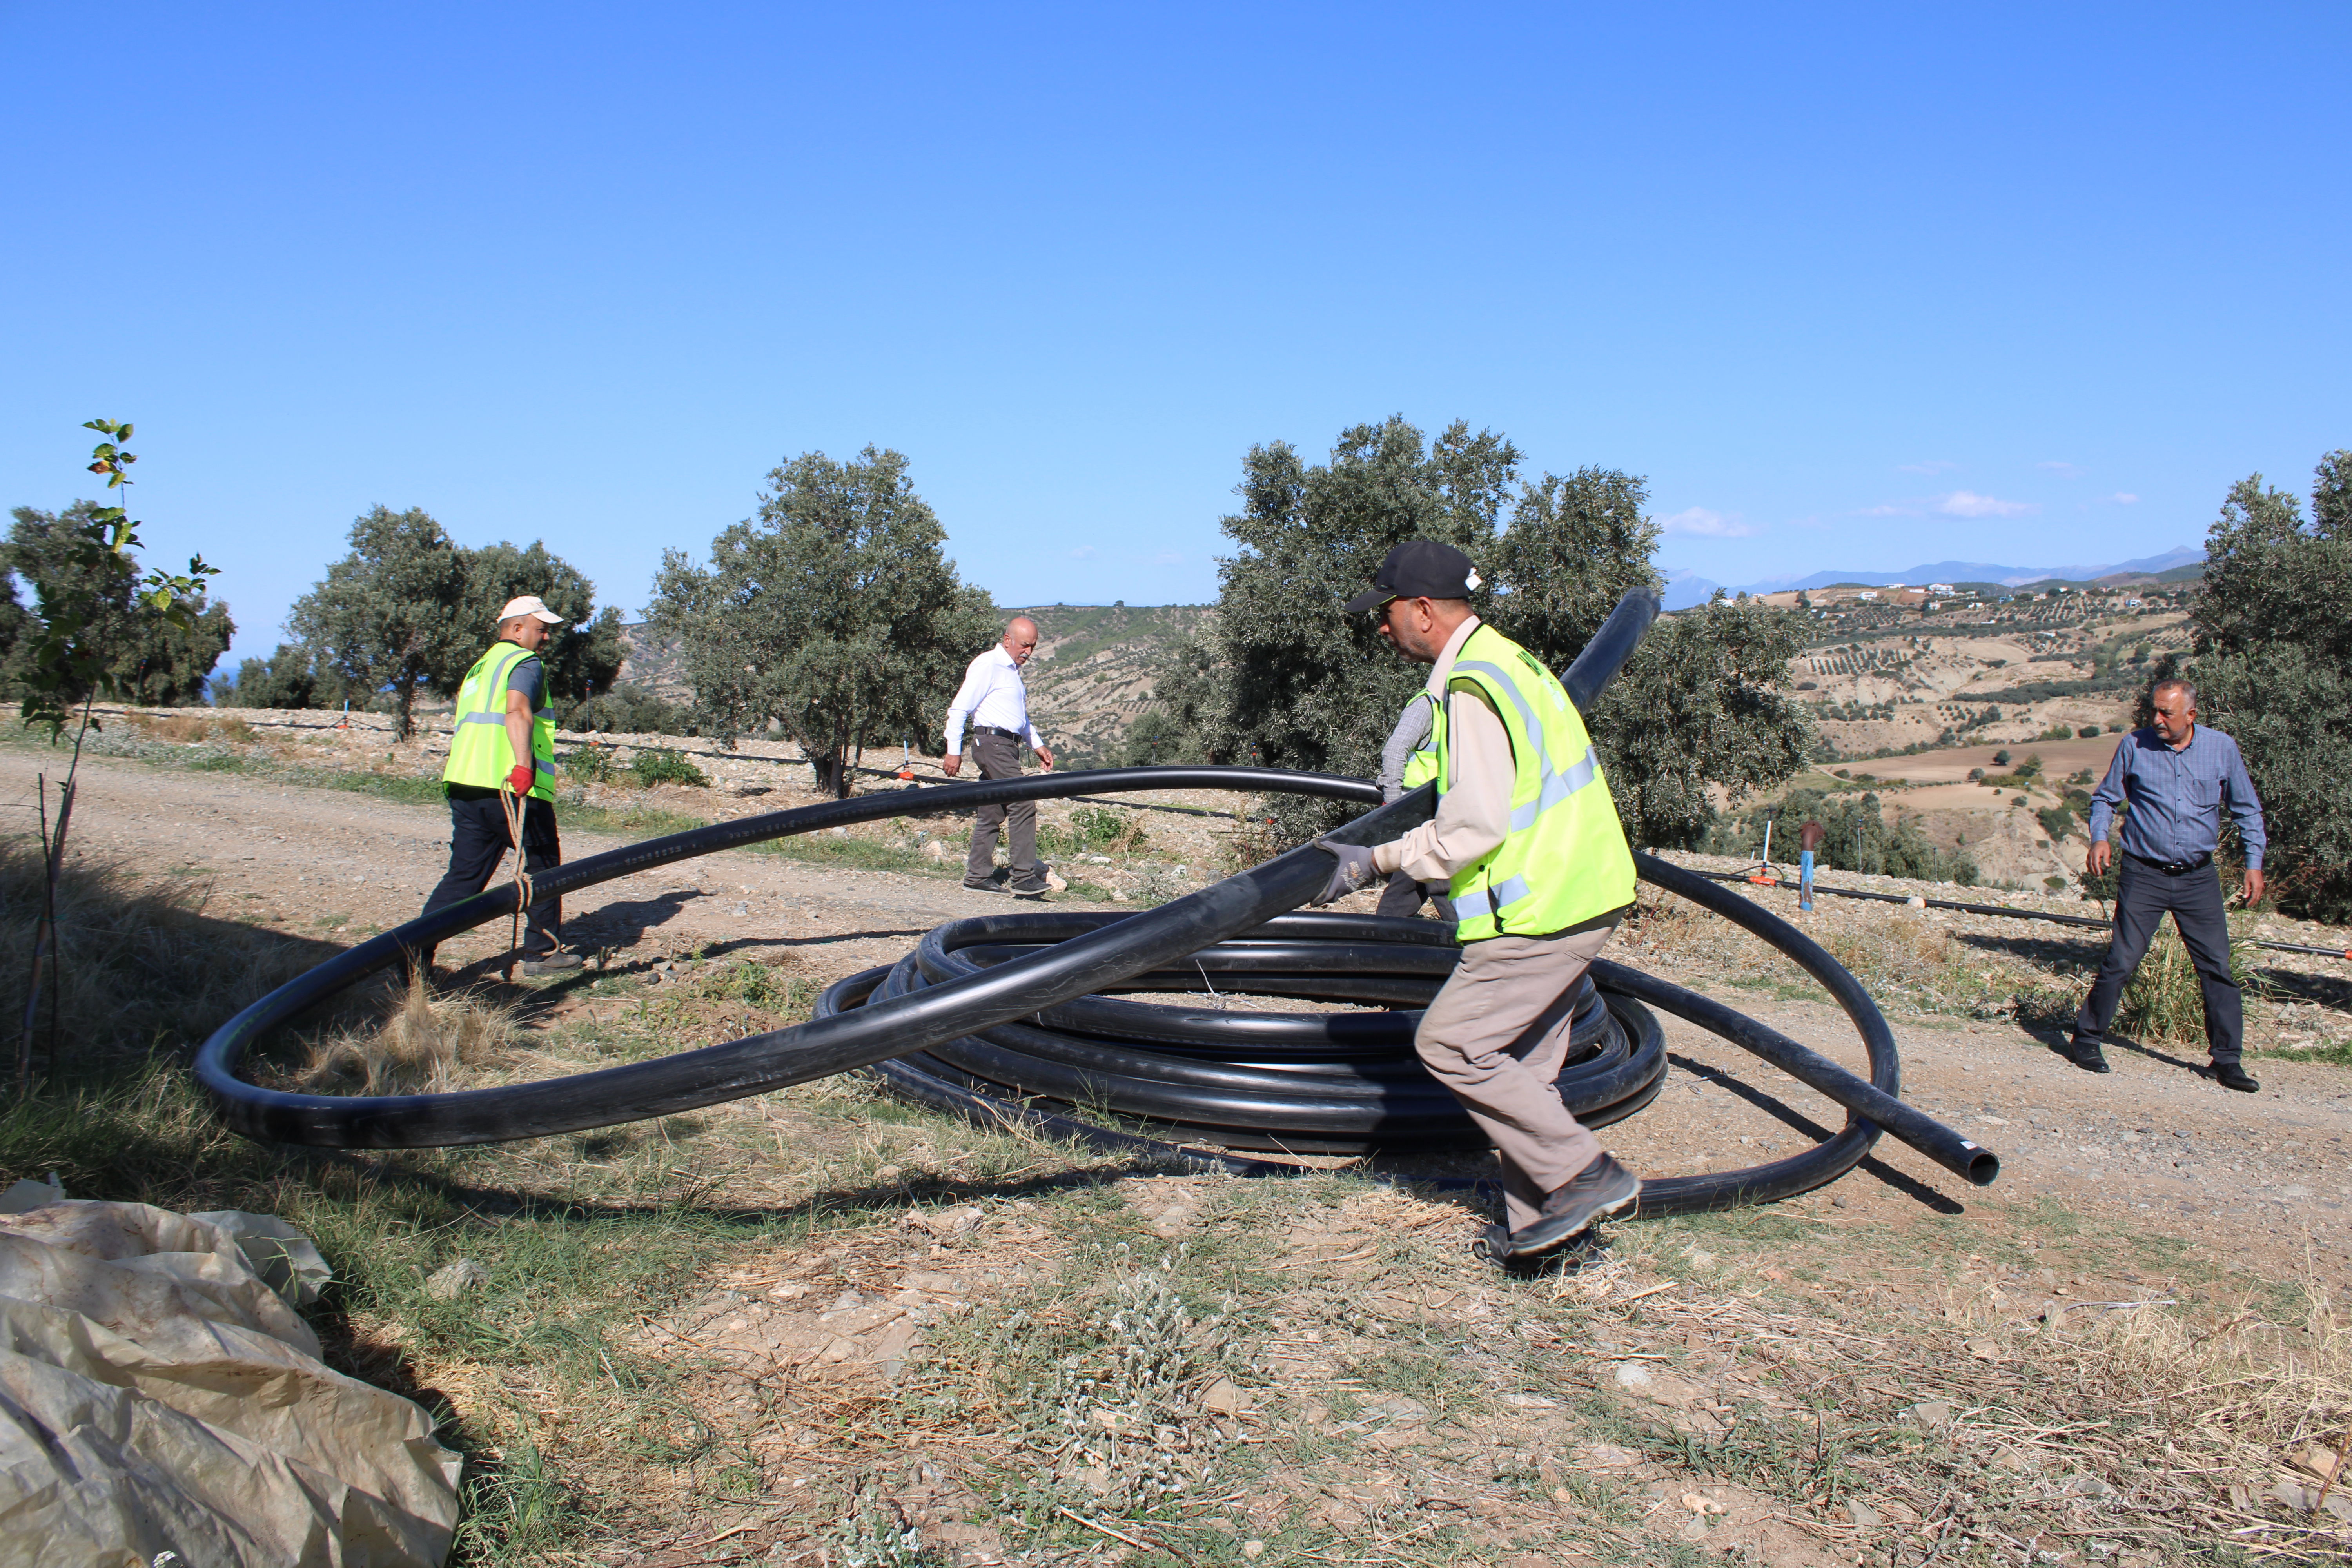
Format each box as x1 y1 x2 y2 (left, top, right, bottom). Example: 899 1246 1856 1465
503 649 545 710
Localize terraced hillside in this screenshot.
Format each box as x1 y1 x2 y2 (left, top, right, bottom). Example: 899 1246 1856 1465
1014 603 1212 766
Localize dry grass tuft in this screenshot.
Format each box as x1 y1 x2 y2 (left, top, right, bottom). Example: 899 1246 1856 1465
0 836 325 1078
300 972 519 1094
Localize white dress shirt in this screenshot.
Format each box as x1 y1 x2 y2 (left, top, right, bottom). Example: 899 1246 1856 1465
944 644 1039 752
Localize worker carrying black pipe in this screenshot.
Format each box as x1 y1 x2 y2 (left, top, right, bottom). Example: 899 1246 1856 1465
1311 540 1643 1261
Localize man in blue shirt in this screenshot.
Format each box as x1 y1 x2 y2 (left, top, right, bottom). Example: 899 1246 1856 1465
2072 679 2267 1090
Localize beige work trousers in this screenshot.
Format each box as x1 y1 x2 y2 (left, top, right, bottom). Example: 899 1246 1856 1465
1415 922 1617 1234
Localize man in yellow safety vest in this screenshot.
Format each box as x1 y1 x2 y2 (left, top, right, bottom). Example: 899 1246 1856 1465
417 595 579 977
1312 541 1642 1260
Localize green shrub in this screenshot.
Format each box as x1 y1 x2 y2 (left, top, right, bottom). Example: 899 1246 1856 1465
1038 804 1147 858
1719 788 1980 885
2077 724 2100 737
629 749 709 788
561 683 691 737
562 746 619 785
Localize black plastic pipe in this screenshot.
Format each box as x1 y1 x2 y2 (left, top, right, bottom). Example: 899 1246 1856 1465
190 585 1996 1220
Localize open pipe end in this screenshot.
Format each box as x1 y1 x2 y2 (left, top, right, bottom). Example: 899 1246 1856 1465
1959 1146 2000 1186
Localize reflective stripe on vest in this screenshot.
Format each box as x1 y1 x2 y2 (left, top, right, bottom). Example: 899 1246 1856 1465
1431 624 1636 940
442 643 557 800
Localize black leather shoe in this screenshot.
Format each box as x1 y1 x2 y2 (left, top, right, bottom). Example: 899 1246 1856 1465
2213 1063 2261 1093
2067 1039 2111 1074
1510 1153 1642 1256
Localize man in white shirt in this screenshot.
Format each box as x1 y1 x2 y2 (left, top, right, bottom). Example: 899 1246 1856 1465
943 616 1058 895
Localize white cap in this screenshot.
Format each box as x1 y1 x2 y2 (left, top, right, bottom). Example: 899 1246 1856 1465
498 595 566 626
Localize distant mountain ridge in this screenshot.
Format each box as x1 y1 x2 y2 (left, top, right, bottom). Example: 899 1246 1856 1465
1661 546 2200 610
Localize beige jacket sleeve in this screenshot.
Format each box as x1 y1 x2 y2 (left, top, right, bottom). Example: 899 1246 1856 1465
1371 684 1513 882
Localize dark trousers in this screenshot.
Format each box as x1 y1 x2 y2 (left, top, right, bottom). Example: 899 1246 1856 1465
1374 868 1456 922
420 791 563 958
964 730 1037 878
2072 855 2241 1063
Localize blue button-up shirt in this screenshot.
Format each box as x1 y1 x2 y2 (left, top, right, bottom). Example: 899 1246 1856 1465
2087 724 2267 870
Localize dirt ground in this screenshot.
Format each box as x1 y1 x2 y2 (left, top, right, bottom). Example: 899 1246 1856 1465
21 740 2349 1282
14 738 2352 1564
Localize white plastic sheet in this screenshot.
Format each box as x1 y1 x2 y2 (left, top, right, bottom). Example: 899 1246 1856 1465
0 1200 461 1567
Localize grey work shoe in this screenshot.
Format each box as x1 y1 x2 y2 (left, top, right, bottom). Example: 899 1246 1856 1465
1509 1152 1642 1257
1008 869 1052 899
520 953 583 977
962 868 1008 892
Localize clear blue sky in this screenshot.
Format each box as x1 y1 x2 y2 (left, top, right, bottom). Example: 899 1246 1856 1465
4 4 2347 652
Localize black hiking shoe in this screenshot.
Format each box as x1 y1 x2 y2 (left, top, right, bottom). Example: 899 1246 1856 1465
962 869 1008 892
2213 1063 2261 1093
2067 1038 2111 1074
1008 869 1052 899
1510 1153 1642 1257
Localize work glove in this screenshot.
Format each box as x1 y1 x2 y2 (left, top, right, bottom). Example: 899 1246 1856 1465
1309 839 1377 906
505 764 536 796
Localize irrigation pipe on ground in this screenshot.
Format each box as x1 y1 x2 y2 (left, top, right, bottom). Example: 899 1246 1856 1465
193 592 1997 1218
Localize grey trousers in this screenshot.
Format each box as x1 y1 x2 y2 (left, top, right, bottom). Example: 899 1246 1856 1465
2072 855 2243 1064
1416 922 1616 1233
964 730 1037 878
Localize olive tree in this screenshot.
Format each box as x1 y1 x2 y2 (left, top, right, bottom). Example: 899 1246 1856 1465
2185 452 2352 920
648 446 997 796
287 505 472 739
1156 415 1812 847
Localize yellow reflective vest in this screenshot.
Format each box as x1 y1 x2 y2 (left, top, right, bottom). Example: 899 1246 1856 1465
443 642 555 800
1428 623 1635 940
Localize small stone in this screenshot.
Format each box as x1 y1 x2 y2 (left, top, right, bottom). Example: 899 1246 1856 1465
425 1258 489 1301
1847 1500 1881 1529
1899 1400 1953 1429
1200 1377 1247 1417
2062 1472 2115 1498
1241 1543 1265 1560
1613 1361 1655 1390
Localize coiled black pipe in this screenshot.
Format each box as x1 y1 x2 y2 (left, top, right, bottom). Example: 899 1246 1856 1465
191 587 1996 1216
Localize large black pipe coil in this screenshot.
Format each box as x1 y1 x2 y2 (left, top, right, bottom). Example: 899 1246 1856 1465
191 588 1996 1217
827 911 1668 1155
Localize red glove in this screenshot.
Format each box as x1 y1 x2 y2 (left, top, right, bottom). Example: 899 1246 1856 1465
505 764 535 795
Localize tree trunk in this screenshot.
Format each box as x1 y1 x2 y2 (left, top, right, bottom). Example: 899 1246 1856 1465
812 746 855 799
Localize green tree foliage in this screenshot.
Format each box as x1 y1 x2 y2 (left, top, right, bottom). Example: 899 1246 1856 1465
221 642 327 710
648 446 997 797
1143 416 1813 846
562 682 689 735
462 539 625 703
1710 788 1980 885
286 505 472 740
4 502 232 710
2185 452 2352 920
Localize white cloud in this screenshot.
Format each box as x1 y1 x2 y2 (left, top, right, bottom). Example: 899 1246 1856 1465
2037 460 2082 478
1069 544 1096 559
1659 506 1758 538
1152 551 1183 565
1935 490 2040 519
1897 459 1959 475
2109 492 2139 505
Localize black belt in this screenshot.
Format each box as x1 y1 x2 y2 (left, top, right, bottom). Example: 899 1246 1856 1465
971 724 1025 740
2127 851 2213 876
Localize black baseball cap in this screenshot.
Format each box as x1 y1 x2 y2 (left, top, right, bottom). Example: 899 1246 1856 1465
1343 540 1482 615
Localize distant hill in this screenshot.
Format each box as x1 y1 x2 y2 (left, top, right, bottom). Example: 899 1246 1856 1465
1014 603 1212 766
1737 547 2199 595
